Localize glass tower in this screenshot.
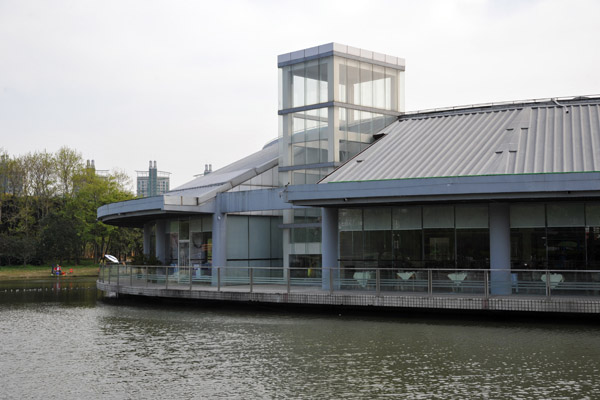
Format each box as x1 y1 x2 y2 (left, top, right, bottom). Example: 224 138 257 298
278 43 405 186
277 43 405 270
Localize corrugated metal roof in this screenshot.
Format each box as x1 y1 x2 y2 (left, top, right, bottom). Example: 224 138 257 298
168 139 279 196
322 99 600 183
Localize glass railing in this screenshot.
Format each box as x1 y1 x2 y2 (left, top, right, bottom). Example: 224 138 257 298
98 265 600 298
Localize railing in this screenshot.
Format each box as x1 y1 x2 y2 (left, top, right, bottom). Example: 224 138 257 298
98 265 600 298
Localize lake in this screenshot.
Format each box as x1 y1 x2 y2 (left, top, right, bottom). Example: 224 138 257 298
1 277 599 399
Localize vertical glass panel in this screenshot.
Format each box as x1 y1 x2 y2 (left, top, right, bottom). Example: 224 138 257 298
456 229 489 268
337 58 347 103
348 109 361 142
292 171 306 185
319 58 329 103
360 111 373 135
307 227 321 243
167 220 178 234
191 232 211 265
385 67 398 111
360 62 373 107
178 242 189 266
363 208 391 230
293 143 305 166
364 231 393 263
202 216 212 232
423 206 454 228
456 205 488 228
392 206 422 230
424 229 455 267
372 112 385 133
346 59 360 105
510 204 545 228
291 227 307 244
393 230 423 268
586 227 600 268
190 218 202 232
305 109 320 141
249 217 271 259
339 231 363 261
190 232 203 265
305 60 319 106
373 65 386 109
271 217 283 259
339 208 362 231
546 227 585 269
510 228 547 269
292 111 305 142
168 233 178 265
319 108 328 139
179 220 189 240
305 169 321 184
226 216 249 259
338 107 347 135
320 140 328 163
291 63 305 108
586 203 600 226
547 203 584 227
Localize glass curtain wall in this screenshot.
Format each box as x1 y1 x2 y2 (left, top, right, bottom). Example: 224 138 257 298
335 58 402 111
279 56 403 185
164 217 213 267
510 202 600 270
339 205 490 272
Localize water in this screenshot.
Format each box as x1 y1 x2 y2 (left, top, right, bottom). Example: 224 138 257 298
1 278 600 399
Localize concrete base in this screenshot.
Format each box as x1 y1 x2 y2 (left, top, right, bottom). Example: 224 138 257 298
97 281 600 315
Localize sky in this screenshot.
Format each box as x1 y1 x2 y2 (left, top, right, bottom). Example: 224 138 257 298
1 0 599 190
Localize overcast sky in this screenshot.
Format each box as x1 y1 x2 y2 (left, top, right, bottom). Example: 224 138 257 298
1 0 599 189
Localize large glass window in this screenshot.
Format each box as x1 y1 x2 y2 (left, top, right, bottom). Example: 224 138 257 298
457 229 489 269
510 202 590 270
392 230 423 268
339 205 491 269
424 229 454 268
334 57 401 112
281 58 331 109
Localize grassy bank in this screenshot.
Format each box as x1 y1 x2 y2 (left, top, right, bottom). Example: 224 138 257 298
0 263 100 280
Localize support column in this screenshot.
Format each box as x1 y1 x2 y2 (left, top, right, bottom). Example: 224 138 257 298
143 222 152 256
155 220 166 265
490 203 511 295
321 207 338 290
212 198 227 286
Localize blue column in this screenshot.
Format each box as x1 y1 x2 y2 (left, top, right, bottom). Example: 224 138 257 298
213 202 227 270
321 207 338 290
143 223 152 256
155 220 166 265
489 203 512 295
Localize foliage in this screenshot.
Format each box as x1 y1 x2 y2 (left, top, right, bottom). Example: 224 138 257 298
131 253 162 265
0 147 142 266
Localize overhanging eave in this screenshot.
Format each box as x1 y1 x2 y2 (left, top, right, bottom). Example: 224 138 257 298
285 172 600 207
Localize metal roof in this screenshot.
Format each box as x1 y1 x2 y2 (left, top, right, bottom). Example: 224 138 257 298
322 97 600 183
168 139 279 196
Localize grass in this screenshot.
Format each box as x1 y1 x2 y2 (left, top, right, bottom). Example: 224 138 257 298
0 261 100 280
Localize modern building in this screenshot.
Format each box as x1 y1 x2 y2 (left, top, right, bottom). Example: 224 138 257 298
98 43 600 304
137 161 171 197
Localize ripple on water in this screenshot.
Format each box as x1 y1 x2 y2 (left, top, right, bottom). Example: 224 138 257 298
1 281 600 399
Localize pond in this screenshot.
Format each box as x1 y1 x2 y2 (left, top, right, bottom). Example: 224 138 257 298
1 277 599 399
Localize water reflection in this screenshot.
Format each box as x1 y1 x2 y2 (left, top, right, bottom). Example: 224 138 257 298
0 278 599 398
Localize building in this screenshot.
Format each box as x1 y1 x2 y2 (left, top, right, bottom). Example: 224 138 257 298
98 43 600 309
136 161 171 197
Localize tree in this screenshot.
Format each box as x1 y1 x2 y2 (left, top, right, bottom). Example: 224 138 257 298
55 147 84 198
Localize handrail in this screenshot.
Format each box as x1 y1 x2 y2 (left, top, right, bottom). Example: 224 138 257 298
98 265 600 298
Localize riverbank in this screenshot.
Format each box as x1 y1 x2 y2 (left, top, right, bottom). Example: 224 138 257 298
0 264 99 280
